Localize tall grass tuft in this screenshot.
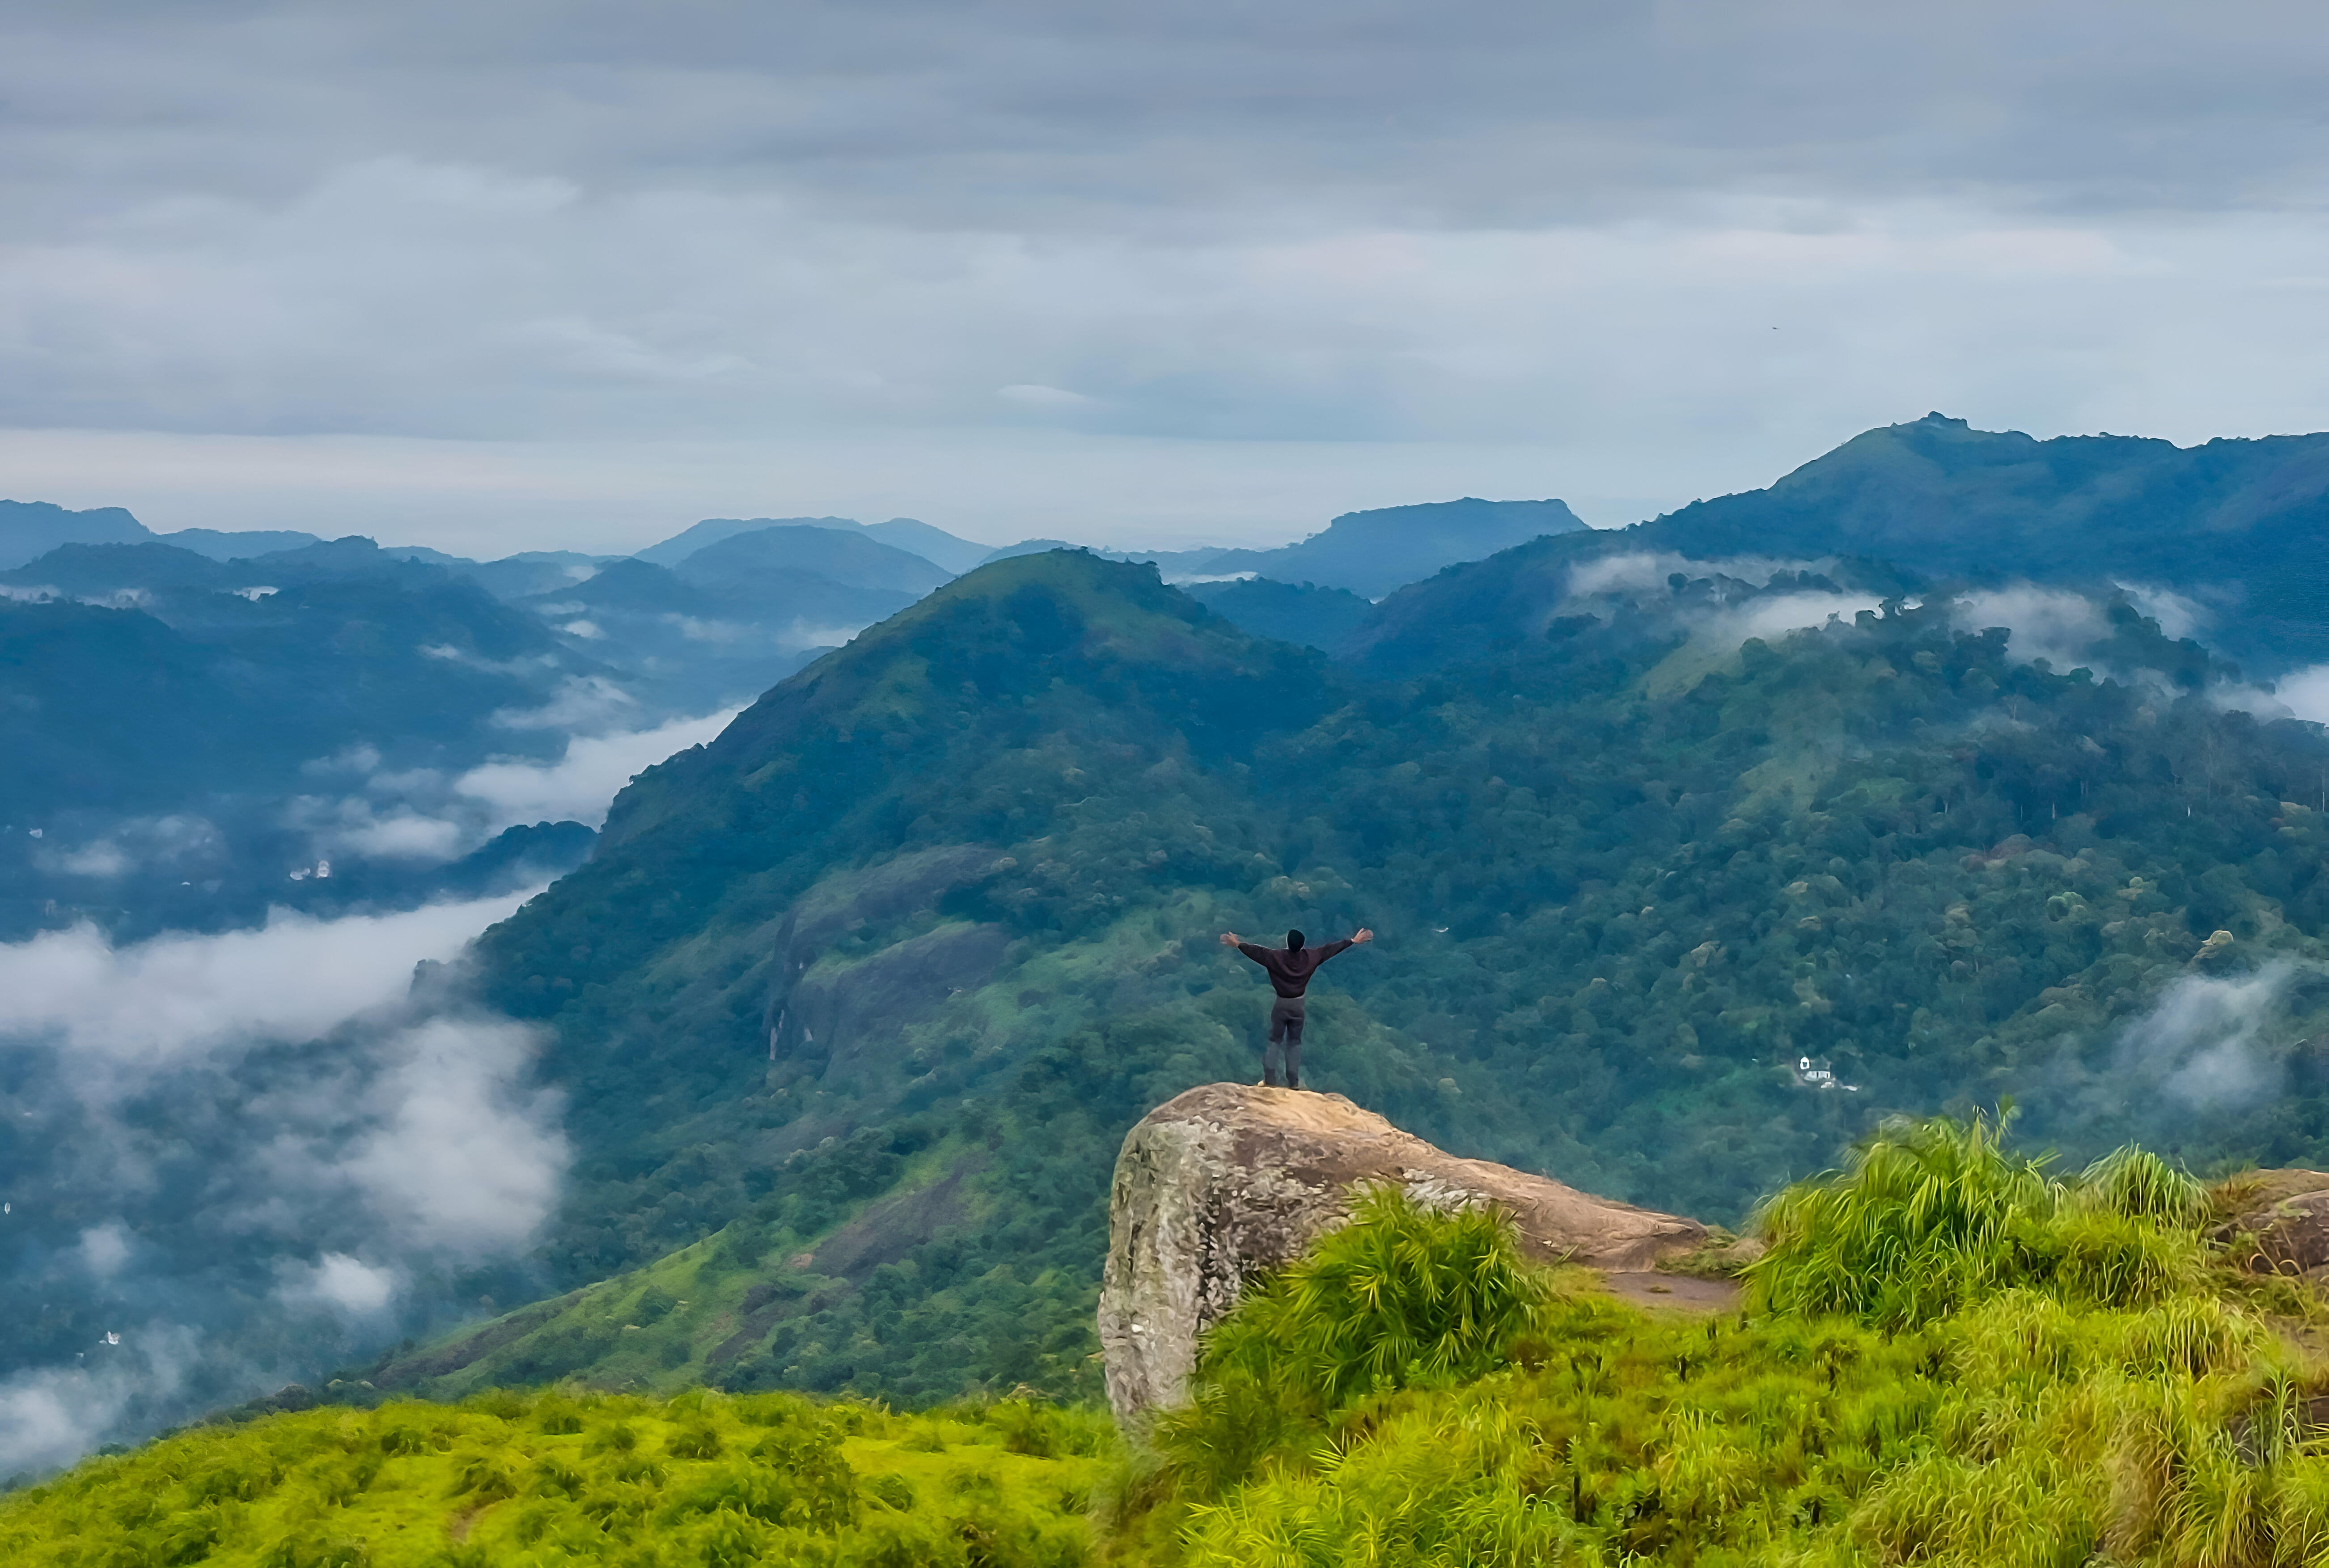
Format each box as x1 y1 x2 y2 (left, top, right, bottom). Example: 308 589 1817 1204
1748 1110 2207 1326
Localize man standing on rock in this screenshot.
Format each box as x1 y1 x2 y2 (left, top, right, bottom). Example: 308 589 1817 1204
1219 926 1372 1090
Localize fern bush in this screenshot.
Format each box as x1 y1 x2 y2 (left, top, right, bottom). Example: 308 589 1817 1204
1196 1186 1552 1410
1122 1187 1563 1552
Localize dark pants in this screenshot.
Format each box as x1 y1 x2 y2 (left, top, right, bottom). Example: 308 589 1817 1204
1265 997 1305 1088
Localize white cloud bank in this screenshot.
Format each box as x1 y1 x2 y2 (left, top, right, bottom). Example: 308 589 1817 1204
0 890 534 1076
275 704 741 870
453 708 738 829
342 1017 569 1255
0 890 572 1474
2115 962 2295 1113
0 1328 201 1481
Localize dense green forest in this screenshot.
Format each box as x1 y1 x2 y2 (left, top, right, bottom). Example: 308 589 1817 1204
347 538 2329 1407
1550 413 2329 671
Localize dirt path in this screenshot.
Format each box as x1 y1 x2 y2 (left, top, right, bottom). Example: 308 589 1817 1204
1598 1271 1741 1312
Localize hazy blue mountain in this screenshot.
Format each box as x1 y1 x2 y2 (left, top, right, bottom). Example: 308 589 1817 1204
36 525 603 600
633 516 863 567
670 525 952 597
0 571 589 817
1186 576 1375 652
445 550 610 601
523 559 836 712
238 535 462 586
979 539 1232 576
0 542 617 937
1197 497 1588 599
0 499 150 568
979 499 1587 598
858 517 997 574
159 527 324 559
543 555 705 614
1 542 243 596
980 537 1083 563
639 514 993 574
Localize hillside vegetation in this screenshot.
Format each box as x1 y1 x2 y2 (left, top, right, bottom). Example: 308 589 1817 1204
379 540 2329 1406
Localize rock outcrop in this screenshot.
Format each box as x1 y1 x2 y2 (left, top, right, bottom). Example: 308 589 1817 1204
2223 1170 2329 1277
1097 1083 1707 1424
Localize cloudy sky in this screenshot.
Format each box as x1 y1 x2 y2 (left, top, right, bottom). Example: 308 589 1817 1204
6 0 2329 554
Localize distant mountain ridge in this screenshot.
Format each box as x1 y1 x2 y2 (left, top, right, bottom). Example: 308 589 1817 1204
0 499 151 568
1580 412 2329 670
1197 496 1588 598
671 525 953 598
635 515 996 575
980 496 1589 599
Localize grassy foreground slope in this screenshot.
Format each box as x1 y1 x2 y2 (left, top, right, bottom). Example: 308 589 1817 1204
415 548 2329 1405
0 1390 1109 1568
1113 1118 2329 1568
15 1114 2324 1568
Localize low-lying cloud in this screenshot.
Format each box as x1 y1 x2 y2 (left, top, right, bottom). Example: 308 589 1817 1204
1707 592 1882 647
275 1254 402 1320
1564 551 1844 600
1558 551 1882 649
2115 962 2295 1113
0 891 532 1078
451 707 738 828
280 705 741 870
342 1018 569 1255
0 1327 201 1481
0 890 569 1474
1954 587 2111 669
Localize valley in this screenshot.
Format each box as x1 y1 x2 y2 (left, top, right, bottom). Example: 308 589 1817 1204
18 416 2329 1560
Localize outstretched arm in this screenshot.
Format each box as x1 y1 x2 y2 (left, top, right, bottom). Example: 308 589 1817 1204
1308 928 1372 967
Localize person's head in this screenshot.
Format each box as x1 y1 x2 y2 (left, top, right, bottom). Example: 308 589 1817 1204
1286 929 1304 952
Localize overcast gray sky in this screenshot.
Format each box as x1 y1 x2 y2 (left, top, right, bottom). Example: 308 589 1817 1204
6 0 2329 554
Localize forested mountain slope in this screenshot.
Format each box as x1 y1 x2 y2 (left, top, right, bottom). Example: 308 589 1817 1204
1533 412 2329 671
384 545 2329 1405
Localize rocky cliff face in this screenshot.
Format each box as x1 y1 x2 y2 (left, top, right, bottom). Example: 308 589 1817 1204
1097 1083 1707 1424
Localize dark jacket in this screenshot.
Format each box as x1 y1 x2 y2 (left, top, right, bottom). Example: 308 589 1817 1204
1236 939 1355 999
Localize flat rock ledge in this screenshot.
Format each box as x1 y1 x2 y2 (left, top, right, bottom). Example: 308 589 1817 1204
1097 1082 1707 1425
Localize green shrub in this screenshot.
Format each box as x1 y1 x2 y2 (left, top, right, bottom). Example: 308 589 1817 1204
1198 1187 1550 1409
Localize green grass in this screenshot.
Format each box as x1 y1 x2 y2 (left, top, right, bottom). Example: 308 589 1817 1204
23 1114 2329 1568
1105 1117 2329 1568
0 1390 1113 1567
